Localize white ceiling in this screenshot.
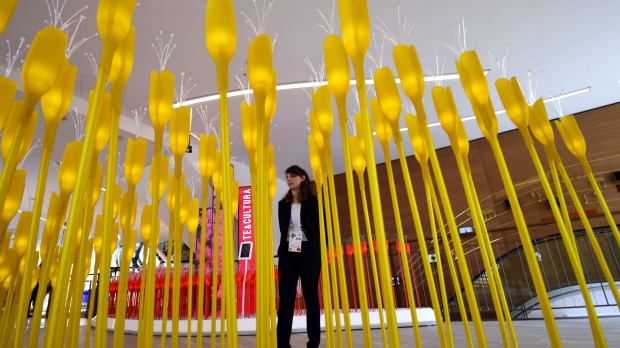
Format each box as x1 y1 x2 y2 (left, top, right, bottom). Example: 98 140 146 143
2 0 620 236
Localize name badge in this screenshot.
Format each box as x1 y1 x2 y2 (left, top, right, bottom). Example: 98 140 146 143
288 231 302 252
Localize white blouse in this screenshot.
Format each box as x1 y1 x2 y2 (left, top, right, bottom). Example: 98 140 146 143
287 203 308 241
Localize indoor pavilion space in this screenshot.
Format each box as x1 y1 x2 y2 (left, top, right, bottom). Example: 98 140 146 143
2 0 620 347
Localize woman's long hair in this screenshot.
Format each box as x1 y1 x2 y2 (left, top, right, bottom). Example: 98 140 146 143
282 165 316 203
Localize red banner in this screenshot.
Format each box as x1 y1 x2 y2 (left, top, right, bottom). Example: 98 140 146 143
238 186 255 264
237 186 255 317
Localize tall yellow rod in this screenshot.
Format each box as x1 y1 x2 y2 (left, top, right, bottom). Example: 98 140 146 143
69 180 101 348
45 2 136 343
555 116 620 248
114 225 131 348
322 170 344 348
161 190 175 345
11 144 52 347
419 167 452 348
145 139 164 345
43 69 108 348
13 57 75 343
550 151 620 307
172 167 184 346
326 147 353 347
172 103 192 346
351 58 401 347
196 183 209 348
401 115 448 347
354 164 388 348
458 53 560 346
309 137 334 348
210 191 222 348
137 235 149 347
218 75 239 348
463 158 517 348
374 65 431 346
334 106 372 347
494 81 605 346
95 107 123 348
412 99 488 347
255 97 267 347
336 0 400 342
27 195 69 348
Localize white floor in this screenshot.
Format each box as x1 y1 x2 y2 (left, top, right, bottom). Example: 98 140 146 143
103 307 437 335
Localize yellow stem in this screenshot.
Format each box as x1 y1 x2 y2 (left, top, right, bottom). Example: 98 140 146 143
460 157 516 348
553 151 620 309
196 188 209 348
219 85 238 348
12 143 53 348
161 209 175 345
413 98 487 347
582 162 620 248
387 142 425 347
357 176 388 348
95 108 122 348
316 186 335 348
336 103 372 346
43 64 109 348
172 166 183 346
447 141 512 347
27 194 69 348
210 194 222 348
114 190 136 348
487 138 561 347
144 134 163 345
417 163 449 348
352 58 400 348
322 179 344 348
517 129 605 347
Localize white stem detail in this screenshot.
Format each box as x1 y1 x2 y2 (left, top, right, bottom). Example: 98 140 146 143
434 17 469 57
117 160 125 184
4 38 29 77
152 31 176 71
526 70 541 105
487 45 510 79
316 0 337 35
302 57 326 99
242 0 277 37
347 115 356 135
85 52 99 75
195 104 220 147
376 6 416 46
175 72 197 106
70 107 86 141
17 139 42 170
132 107 147 138
234 71 253 105
45 1 95 58
367 32 386 71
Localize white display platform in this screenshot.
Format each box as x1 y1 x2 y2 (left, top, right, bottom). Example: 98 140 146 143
103 308 435 336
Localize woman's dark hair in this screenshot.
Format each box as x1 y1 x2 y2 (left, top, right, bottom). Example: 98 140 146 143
282 165 316 203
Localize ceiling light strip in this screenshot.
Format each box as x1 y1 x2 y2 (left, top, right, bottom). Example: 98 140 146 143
400 86 591 132
173 70 482 108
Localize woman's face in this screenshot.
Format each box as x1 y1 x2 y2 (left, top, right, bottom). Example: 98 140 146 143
285 172 305 191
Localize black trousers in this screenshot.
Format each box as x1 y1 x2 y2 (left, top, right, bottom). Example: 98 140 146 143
277 243 321 348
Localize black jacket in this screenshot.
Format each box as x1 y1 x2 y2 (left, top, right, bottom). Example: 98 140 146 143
277 195 322 256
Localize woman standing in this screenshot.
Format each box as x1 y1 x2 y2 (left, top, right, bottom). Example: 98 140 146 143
276 165 322 348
